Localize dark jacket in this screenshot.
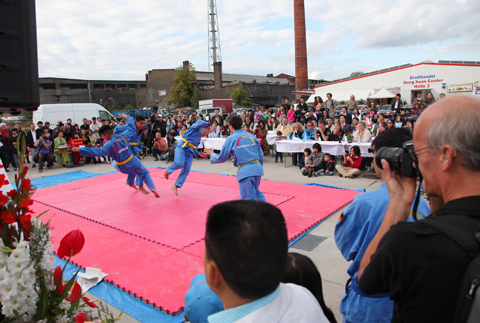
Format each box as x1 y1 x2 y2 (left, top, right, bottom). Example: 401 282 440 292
26 130 37 148
298 103 308 113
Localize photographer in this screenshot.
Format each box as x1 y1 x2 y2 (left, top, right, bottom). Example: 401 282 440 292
336 146 362 178
335 128 430 323
152 132 167 161
166 115 176 134
358 96 480 322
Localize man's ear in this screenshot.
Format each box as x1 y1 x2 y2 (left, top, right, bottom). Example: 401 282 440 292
205 259 222 291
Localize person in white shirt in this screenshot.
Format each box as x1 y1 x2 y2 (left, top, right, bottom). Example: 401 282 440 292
353 121 372 143
90 117 101 142
204 201 329 323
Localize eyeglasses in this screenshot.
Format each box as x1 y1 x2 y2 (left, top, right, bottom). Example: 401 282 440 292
410 146 431 162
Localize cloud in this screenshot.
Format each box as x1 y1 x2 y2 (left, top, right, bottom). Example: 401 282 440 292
35 0 480 82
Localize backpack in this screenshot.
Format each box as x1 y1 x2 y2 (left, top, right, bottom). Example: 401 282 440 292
425 215 480 323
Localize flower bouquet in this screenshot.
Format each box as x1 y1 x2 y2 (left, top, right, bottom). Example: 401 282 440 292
346 132 353 143
0 135 122 323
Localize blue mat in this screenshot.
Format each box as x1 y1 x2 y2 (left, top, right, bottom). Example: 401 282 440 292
31 171 101 189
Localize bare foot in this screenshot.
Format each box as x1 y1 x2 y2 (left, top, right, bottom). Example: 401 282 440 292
129 184 138 190
151 189 160 198
164 168 169 180
138 186 150 195
171 185 178 196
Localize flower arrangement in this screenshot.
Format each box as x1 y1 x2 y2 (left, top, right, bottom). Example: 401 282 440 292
346 132 354 143
0 135 122 323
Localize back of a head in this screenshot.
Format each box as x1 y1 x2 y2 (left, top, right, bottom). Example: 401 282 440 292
99 125 113 136
372 127 412 152
228 116 242 130
135 115 146 122
205 200 288 299
423 95 480 171
282 253 337 323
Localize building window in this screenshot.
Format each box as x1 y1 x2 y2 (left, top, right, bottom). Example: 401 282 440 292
129 84 137 89
39 83 55 89
140 84 146 88
93 84 105 89
60 83 88 89
117 84 127 88
107 84 116 89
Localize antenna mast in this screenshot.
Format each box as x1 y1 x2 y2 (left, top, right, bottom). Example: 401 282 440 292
208 0 222 72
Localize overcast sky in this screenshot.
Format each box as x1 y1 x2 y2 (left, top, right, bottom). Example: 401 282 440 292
36 0 480 82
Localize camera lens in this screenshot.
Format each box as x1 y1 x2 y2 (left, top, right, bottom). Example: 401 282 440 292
375 147 403 172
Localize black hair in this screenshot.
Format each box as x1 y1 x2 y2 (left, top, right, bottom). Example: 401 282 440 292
313 143 322 152
58 122 64 127
351 145 361 156
229 116 242 130
318 120 326 125
205 201 288 299
11 128 17 133
43 126 49 130
304 148 312 155
99 125 113 136
372 127 412 152
276 131 282 135
282 253 337 323
92 117 97 120
37 121 43 125
135 115 146 122
324 153 332 159
396 93 401 98
353 117 359 122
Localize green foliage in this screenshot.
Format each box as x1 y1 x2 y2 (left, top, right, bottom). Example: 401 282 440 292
20 110 32 120
168 63 197 108
191 87 201 109
350 70 365 77
230 87 250 107
124 104 134 111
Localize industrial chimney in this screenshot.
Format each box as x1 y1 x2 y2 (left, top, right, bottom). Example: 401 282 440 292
294 0 308 91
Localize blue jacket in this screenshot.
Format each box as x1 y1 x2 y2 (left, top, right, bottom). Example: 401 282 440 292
334 182 430 323
210 129 264 181
177 120 209 157
114 117 148 153
79 135 139 173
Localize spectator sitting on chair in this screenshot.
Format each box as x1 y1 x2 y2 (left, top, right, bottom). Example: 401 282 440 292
303 121 315 141
242 124 252 134
302 143 325 177
152 132 167 161
208 123 220 138
336 145 362 178
315 120 331 142
329 122 344 142
317 153 335 176
204 200 329 322
353 121 372 143
326 117 334 131
282 253 337 323
34 127 54 173
276 117 293 138
53 131 70 167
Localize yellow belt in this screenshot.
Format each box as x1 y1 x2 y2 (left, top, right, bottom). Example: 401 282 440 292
180 138 197 149
238 160 259 169
116 154 133 166
129 142 140 146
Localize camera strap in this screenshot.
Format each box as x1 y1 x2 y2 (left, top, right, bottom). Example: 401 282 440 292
412 173 423 221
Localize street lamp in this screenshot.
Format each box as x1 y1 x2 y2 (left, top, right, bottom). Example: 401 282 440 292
108 97 115 110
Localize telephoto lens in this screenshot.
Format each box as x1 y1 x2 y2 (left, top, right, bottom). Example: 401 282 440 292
375 141 417 177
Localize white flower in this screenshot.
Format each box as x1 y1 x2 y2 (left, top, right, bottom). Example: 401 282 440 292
0 266 10 289
7 246 30 273
31 217 43 229
54 314 70 323
1 293 24 318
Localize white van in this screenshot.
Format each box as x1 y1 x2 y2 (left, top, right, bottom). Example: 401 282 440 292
33 103 114 127
196 107 222 121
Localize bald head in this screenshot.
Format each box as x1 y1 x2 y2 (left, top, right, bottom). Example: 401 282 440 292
417 95 480 170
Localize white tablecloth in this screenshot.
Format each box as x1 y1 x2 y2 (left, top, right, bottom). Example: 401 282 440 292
275 140 373 157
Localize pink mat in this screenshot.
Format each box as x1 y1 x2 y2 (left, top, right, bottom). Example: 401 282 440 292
32 171 359 314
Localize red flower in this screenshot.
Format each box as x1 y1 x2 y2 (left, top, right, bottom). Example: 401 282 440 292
0 194 7 206
57 229 85 259
0 174 9 187
1 209 16 224
7 190 16 199
20 178 31 191
75 313 88 323
18 197 33 209
22 166 28 177
54 266 64 291
82 296 99 308
66 281 82 303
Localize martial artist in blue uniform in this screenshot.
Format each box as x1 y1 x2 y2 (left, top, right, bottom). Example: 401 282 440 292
113 113 149 189
334 128 430 323
164 119 209 195
205 115 266 202
73 125 159 198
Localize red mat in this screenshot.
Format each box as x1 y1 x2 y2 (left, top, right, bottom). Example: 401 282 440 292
32 170 359 314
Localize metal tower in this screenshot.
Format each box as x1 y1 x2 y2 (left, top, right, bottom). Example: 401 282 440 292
208 0 222 72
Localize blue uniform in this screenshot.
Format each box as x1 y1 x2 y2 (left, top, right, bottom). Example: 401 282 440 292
79 135 156 191
114 116 148 154
167 120 210 188
334 182 430 323
210 129 265 202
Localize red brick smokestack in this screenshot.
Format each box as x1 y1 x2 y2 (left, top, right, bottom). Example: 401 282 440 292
294 0 308 91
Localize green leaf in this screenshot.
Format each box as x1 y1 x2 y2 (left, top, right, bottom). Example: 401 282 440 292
0 246 13 253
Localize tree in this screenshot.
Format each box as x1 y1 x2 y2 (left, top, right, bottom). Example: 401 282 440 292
124 104 134 111
191 86 201 109
350 71 365 77
168 62 197 108
230 87 250 107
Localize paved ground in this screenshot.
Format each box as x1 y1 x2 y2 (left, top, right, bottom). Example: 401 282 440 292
9 153 383 322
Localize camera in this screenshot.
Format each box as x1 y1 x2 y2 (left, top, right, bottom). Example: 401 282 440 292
367 148 374 153
401 114 418 123
375 140 417 177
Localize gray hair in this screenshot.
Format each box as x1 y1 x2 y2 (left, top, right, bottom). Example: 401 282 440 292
427 97 480 170
0 123 6 129
358 121 367 128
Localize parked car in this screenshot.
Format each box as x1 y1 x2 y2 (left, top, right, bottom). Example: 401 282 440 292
377 104 394 118
196 107 223 121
